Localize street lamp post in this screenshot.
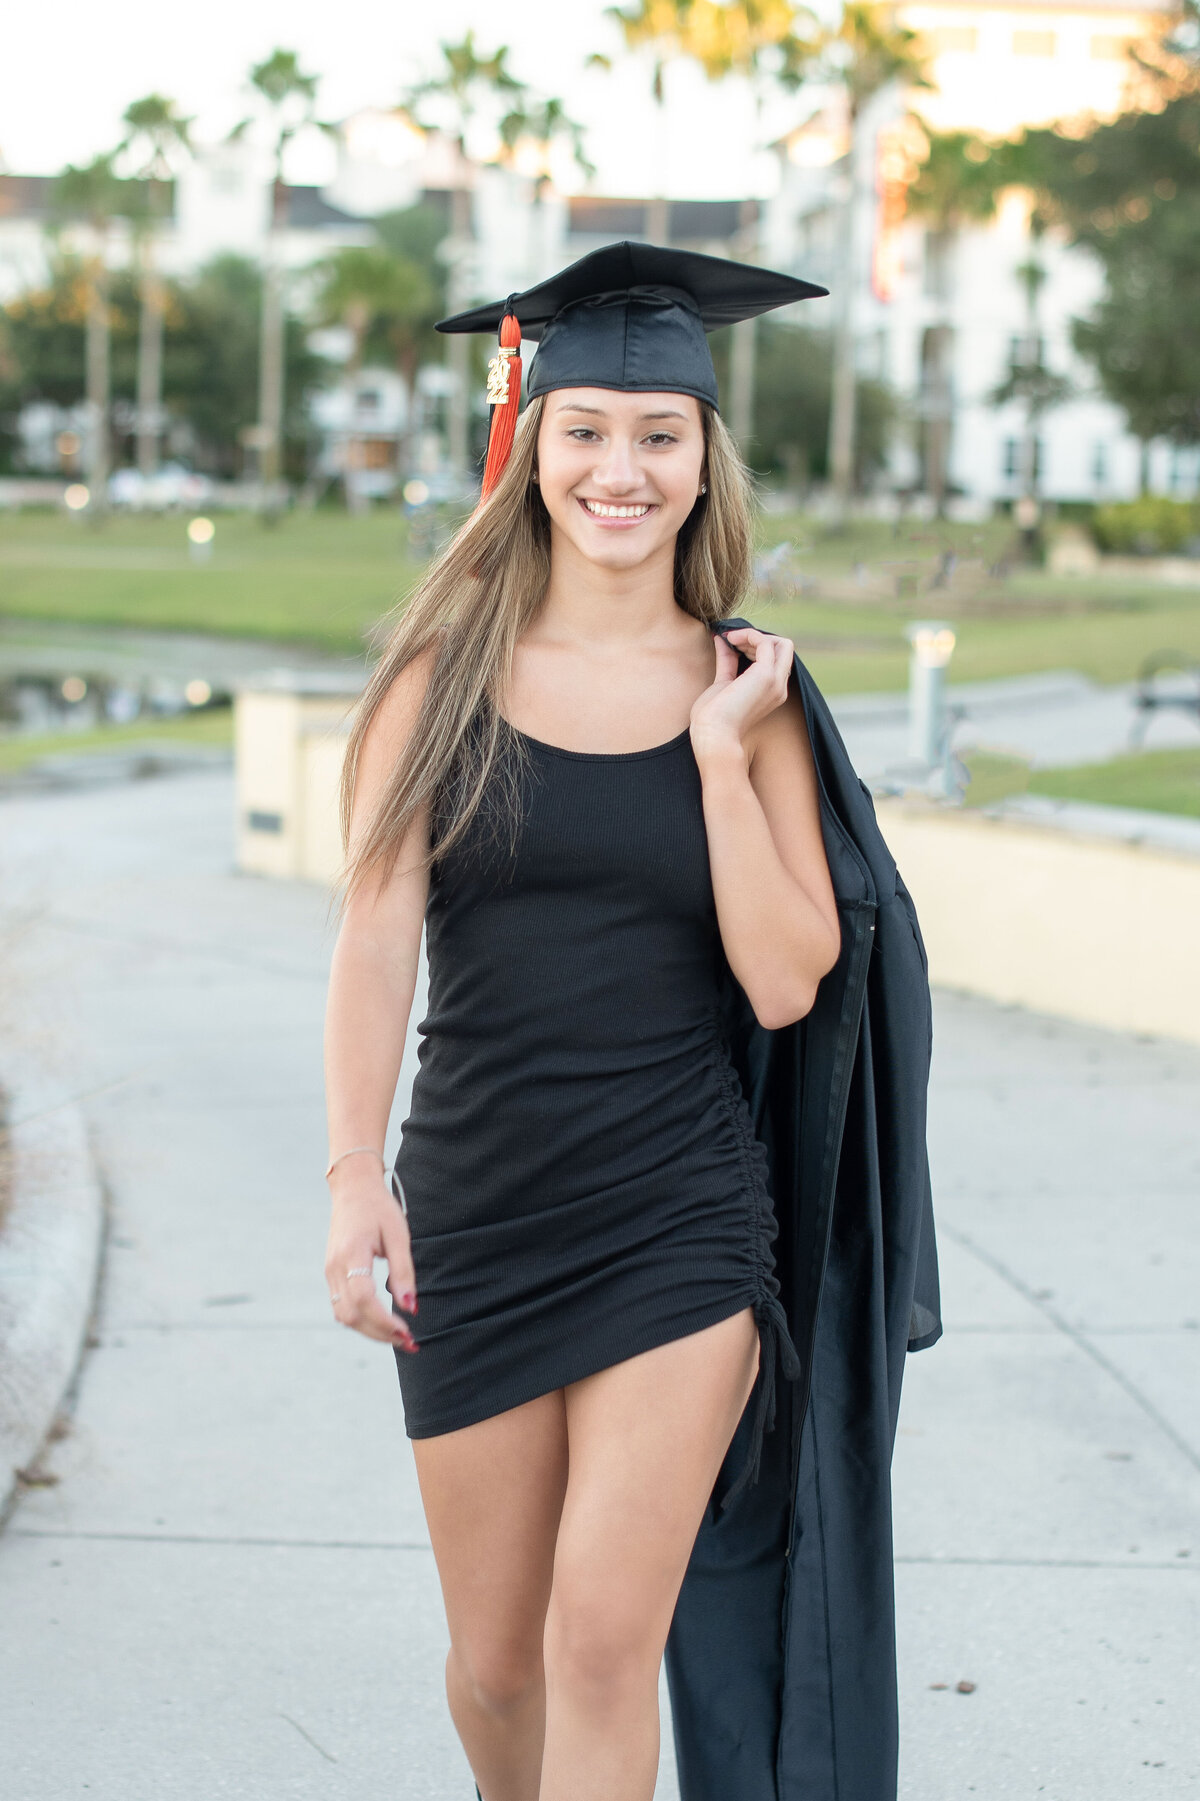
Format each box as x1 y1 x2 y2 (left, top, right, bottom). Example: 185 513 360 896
905 619 956 768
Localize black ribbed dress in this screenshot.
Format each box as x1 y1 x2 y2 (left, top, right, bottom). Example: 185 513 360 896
392 710 798 1490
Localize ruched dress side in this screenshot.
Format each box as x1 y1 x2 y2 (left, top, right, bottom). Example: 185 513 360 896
392 717 798 1495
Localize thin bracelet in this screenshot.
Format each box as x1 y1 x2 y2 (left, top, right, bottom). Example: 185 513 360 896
325 1145 386 1181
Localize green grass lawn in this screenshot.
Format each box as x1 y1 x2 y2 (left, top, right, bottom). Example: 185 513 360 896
0 705 233 776
962 745 1200 819
3 504 1200 694
0 509 426 652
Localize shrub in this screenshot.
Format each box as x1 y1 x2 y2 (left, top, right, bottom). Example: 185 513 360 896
1091 496 1200 556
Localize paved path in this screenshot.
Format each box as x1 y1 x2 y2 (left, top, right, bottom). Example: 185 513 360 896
1 772 1196 1800
830 669 1200 784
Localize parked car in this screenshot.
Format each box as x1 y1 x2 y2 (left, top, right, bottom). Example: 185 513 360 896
108 464 216 512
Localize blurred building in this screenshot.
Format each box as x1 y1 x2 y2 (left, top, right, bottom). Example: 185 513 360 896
7 41 1192 508
763 0 1198 507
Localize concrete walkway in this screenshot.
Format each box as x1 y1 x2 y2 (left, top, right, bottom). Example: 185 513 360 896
829 669 1200 785
0 771 1196 1800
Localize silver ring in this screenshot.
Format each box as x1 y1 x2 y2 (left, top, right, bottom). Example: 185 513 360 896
329 1291 341 1303
345 1266 373 1279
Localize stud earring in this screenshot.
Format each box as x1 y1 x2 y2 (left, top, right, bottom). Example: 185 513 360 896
699 482 707 495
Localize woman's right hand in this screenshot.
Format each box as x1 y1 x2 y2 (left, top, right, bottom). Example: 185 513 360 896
324 1165 418 1353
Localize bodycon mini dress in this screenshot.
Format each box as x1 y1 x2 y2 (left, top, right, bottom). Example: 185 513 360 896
392 711 799 1492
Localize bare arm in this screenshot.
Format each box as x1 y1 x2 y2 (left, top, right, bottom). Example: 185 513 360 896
322 649 435 1348
690 628 840 1030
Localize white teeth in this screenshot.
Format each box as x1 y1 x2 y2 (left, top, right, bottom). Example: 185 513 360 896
583 500 651 518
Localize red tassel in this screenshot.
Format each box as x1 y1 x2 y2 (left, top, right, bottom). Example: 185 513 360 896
480 312 522 500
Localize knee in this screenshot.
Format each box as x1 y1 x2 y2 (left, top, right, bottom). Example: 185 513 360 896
544 1582 659 1711
449 1637 544 1722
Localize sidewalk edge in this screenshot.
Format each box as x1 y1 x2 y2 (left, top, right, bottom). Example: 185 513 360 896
0 1082 105 1520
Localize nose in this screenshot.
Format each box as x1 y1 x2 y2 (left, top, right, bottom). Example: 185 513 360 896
590 433 642 494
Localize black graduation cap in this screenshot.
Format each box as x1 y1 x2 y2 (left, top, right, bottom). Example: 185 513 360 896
437 239 827 413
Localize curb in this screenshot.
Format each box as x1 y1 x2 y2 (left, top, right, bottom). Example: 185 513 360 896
0 1078 105 1518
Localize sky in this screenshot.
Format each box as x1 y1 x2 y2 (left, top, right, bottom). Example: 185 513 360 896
1 0 794 198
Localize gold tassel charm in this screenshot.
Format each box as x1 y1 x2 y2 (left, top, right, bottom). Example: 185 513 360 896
485 347 517 407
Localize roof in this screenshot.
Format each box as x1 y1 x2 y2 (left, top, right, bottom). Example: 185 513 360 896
284 187 367 230
0 175 365 232
566 197 759 245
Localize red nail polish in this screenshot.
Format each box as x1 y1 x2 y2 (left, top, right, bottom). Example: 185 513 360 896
398 1290 417 1313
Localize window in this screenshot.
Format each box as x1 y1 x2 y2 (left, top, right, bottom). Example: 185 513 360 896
1003 439 1043 480
932 25 978 51
1169 446 1189 493
1013 29 1056 55
1008 333 1044 372
1092 441 1108 485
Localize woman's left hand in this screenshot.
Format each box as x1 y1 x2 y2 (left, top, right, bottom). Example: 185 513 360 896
690 627 793 764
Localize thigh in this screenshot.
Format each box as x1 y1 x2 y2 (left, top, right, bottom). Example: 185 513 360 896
552 1310 759 1645
413 1390 570 1663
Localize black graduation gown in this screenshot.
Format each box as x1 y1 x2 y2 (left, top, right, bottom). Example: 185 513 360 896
666 619 942 1801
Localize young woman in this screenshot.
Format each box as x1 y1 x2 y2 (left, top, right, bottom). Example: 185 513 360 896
322 246 938 1801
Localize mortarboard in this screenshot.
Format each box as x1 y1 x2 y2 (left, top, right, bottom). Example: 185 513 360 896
436 240 827 497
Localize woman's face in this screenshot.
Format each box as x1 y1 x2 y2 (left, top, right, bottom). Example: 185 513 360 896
535 388 706 574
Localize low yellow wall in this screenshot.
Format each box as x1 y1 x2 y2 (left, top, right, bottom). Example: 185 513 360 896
878 799 1200 1046
235 684 356 883
233 689 1200 1046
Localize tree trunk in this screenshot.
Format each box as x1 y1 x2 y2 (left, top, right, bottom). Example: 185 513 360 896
728 197 759 454
446 176 473 482
85 254 110 522
257 174 288 515
923 324 953 518
826 152 857 523
136 239 165 481
729 317 757 454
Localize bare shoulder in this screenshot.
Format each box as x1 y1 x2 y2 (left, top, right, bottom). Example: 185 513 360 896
361 641 440 771
348 642 439 859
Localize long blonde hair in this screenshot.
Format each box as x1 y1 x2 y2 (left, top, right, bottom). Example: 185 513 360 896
339 394 754 901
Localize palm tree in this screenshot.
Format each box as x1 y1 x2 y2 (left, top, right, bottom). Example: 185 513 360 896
54 155 124 519
591 4 682 242
818 4 931 519
232 49 330 509
400 34 528 478
311 245 436 508
497 93 595 198
906 129 1005 512
593 3 815 444
497 94 595 275
990 232 1072 556
118 94 192 482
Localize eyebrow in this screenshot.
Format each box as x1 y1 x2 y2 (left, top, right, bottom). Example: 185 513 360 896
554 403 690 422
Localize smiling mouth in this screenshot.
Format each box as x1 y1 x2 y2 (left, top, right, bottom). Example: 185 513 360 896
579 499 655 520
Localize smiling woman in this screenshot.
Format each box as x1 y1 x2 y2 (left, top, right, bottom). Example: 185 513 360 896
320 241 939 1801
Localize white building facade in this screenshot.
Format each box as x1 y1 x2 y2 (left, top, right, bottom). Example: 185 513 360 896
763 0 1197 506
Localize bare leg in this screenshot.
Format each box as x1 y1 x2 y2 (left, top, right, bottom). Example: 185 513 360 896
413 1392 569 1801
540 1308 760 1801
